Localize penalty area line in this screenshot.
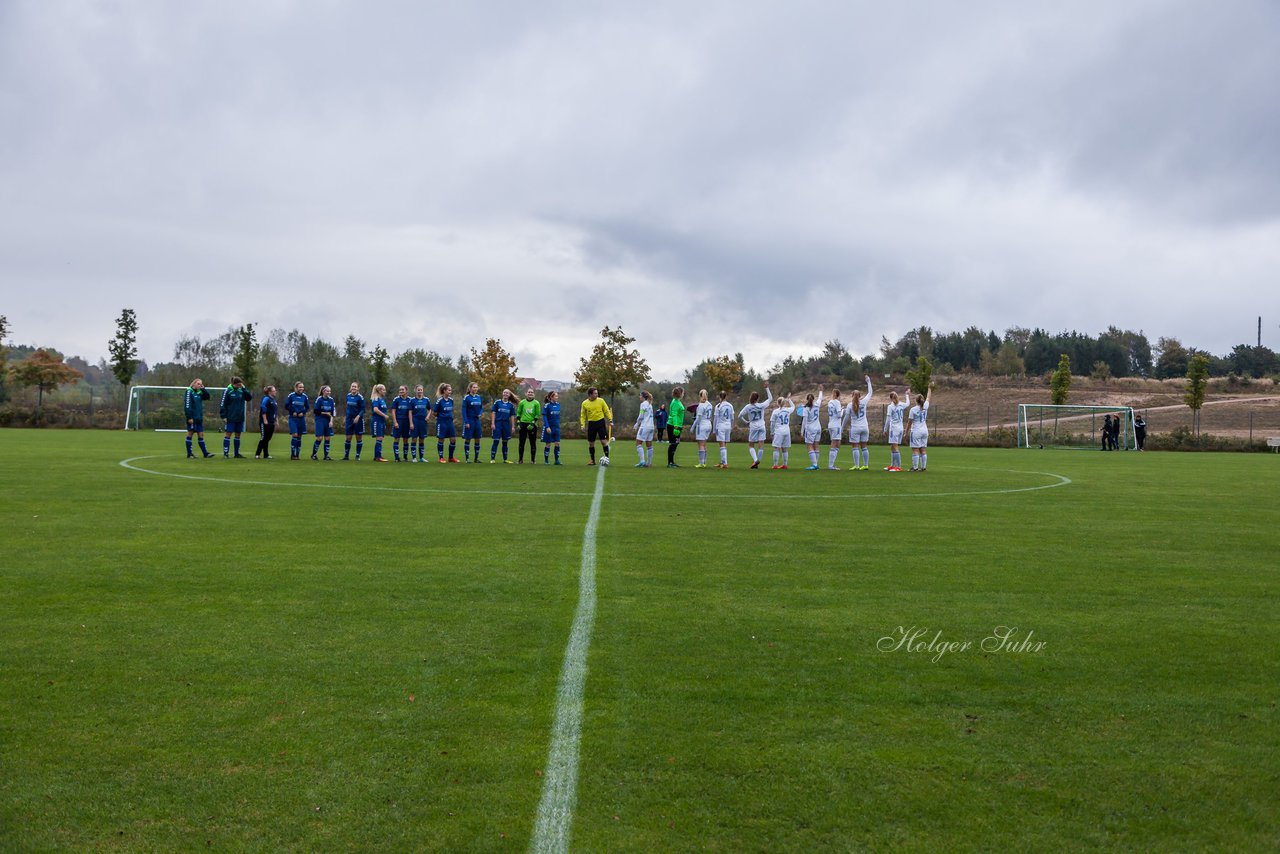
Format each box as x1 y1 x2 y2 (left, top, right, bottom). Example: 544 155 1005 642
530 462 605 854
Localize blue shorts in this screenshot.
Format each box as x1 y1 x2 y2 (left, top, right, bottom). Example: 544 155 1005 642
393 420 409 439
411 422 428 440
543 426 561 443
315 417 334 438
437 420 456 439
288 416 308 436
187 419 204 433
371 419 385 438
224 420 245 434
493 422 512 441
345 418 364 436
463 418 483 439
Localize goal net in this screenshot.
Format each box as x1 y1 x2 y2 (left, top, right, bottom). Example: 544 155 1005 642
124 385 250 432
1017 404 1136 450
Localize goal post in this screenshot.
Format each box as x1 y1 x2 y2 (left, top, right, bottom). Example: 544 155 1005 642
124 385 249 432
1016 404 1136 450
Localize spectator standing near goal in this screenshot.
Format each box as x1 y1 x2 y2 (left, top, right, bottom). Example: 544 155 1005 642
1134 413 1147 451
846 375 873 471
579 387 613 466
1101 414 1113 451
284 381 309 460
343 382 365 461
516 388 541 464
634 390 656 467
655 403 668 443
738 381 772 469
255 385 277 459
542 391 562 465
883 389 907 471
906 385 932 471
666 387 686 467
219 376 252 459
184 379 214 459
312 386 337 460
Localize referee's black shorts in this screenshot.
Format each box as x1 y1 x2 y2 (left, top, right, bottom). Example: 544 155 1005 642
586 419 609 442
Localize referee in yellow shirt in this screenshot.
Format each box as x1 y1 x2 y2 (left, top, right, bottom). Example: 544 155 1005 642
579 387 613 465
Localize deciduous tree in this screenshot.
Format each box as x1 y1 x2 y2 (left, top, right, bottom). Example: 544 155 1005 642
9 349 83 415
1049 354 1072 405
469 338 520 399
574 325 650 407
1185 353 1210 436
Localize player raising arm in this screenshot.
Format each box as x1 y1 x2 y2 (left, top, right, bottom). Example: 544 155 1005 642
737 381 772 469
906 384 933 472
802 385 824 470
770 393 796 469
219 376 252 459
846 375 873 471
185 378 214 458
825 388 845 471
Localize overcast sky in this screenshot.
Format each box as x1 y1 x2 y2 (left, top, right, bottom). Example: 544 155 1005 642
2 1 1277 380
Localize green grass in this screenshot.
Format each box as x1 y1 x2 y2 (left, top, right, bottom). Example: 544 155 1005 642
1 430 1277 851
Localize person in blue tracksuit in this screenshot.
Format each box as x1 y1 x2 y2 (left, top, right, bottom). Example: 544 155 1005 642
219 376 253 458
311 385 337 460
434 383 458 462
284 381 310 460
369 383 389 462
255 385 278 459
343 382 365 461
461 382 485 462
542 390 563 465
490 389 516 463
184 378 214 458
390 385 412 462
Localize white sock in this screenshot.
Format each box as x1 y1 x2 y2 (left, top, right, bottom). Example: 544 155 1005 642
773 449 780 466
862 448 869 467
748 447 757 463
637 445 645 464
720 447 727 465
782 450 789 466
829 449 837 467
921 453 927 469
809 451 818 466
646 446 653 465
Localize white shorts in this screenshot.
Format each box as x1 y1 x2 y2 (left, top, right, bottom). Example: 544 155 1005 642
748 426 767 443
847 425 869 443
910 428 929 449
802 426 822 444
772 432 792 449
888 426 904 445
715 426 732 443
827 429 842 444
695 422 713 442
636 426 654 442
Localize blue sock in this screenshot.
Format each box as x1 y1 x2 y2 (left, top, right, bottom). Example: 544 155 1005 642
438 440 445 459
198 439 208 454
544 445 550 462
356 440 362 459
375 439 382 459
233 438 240 455
324 439 330 457
223 437 230 455
502 440 509 460
344 439 351 458
555 446 560 462
186 437 193 456
491 439 498 459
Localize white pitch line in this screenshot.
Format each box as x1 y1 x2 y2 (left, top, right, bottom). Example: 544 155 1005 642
530 462 605 854
118 456 1071 500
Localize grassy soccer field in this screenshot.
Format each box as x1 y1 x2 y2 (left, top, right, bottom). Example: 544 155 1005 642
1 430 1277 851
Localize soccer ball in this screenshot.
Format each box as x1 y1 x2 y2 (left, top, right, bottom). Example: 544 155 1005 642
600 456 610 467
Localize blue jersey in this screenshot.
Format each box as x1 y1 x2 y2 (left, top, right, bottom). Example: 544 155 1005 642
492 399 516 422
370 397 388 425
260 395 278 422
462 393 484 421
314 396 337 420
284 391 310 417
433 396 454 422
410 396 431 425
345 393 365 421
184 386 210 420
392 395 413 425
543 401 561 430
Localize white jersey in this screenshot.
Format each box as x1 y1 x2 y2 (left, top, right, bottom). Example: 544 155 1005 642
634 400 654 440
885 401 907 443
770 402 795 448
714 401 735 442
801 391 824 442
738 388 772 442
826 398 846 438
692 401 713 441
908 400 930 448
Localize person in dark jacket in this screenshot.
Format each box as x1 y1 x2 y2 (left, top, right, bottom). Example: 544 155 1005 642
655 403 668 443
184 379 214 458
256 386 278 459
219 376 253 458
1134 413 1147 451
1101 414 1113 451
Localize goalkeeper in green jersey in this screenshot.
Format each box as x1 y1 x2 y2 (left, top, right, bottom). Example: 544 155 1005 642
666 387 686 467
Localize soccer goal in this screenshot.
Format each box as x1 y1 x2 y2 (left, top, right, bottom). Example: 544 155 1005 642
1016 404 1137 450
124 385 249 431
